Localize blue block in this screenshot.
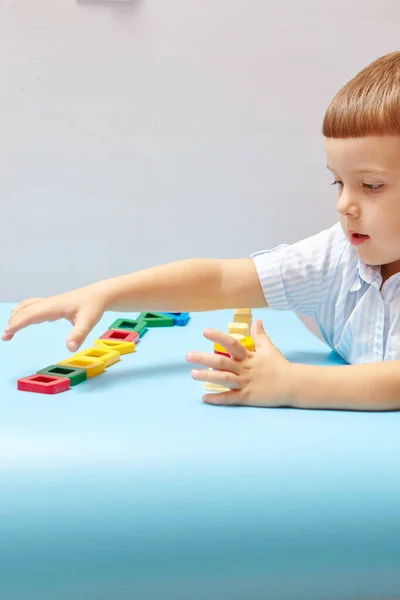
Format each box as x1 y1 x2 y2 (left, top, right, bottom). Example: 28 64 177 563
160 312 190 326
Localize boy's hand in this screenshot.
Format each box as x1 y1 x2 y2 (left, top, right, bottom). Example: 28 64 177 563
186 320 292 407
2 285 108 352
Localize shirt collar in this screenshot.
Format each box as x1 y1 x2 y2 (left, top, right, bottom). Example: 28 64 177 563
349 258 381 292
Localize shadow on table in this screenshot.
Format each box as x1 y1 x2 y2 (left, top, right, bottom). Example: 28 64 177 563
82 360 192 392
285 349 347 367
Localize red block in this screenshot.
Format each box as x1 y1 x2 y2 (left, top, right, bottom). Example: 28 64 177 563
17 375 70 394
100 329 139 343
214 350 231 358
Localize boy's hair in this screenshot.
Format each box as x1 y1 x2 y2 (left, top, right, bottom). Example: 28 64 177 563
322 51 400 138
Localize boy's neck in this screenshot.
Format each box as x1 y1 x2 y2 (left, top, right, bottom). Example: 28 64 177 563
381 261 400 285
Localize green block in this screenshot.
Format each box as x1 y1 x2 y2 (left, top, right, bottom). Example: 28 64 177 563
108 318 148 337
37 365 87 386
137 312 174 327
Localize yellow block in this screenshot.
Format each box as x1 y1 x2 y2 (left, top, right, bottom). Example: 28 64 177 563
233 308 252 331
234 308 252 315
204 382 230 392
57 356 105 378
204 369 230 392
228 322 249 336
93 339 135 355
214 333 255 354
75 347 120 368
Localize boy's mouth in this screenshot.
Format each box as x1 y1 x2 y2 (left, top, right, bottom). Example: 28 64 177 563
349 230 370 245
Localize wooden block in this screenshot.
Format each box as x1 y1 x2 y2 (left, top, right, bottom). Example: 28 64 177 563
228 322 249 336
233 308 252 331
37 365 87 386
57 356 105 378
75 347 120 368
93 339 135 355
18 374 70 394
204 368 230 392
234 308 252 315
204 382 230 392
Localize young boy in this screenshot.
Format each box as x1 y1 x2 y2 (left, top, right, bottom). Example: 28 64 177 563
4 51 400 412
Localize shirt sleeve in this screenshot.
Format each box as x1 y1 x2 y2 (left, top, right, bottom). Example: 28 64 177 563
251 222 348 316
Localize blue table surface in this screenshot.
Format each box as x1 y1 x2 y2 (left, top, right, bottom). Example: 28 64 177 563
0 303 400 600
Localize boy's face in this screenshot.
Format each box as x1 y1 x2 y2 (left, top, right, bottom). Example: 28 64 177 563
325 135 400 278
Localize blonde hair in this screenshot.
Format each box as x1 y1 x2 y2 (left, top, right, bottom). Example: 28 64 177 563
322 51 400 138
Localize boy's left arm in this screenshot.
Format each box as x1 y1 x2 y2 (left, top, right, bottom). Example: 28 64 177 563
187 320 400 411
290 360 400 411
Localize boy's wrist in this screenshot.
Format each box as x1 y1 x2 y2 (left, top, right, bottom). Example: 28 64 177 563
100 279 123 312
286 363 300 407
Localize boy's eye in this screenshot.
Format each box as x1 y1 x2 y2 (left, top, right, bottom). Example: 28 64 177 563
331 180 383 192
363 183 383 191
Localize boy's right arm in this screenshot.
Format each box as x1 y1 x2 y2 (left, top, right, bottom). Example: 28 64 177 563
2 258 267 351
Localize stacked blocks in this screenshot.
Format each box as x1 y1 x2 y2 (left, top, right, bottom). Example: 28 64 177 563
205 308 254 394
17 312 190 394
227 322 249 337
233 308 252 332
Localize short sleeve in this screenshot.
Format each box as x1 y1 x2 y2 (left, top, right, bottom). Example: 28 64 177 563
251 223 348 316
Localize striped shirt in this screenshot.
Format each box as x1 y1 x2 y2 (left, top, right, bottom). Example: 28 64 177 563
251 222 400 364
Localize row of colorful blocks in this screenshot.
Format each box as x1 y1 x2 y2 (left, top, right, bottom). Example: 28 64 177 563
17 312 190 394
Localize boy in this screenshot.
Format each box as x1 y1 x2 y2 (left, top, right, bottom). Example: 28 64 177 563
4 51 400 411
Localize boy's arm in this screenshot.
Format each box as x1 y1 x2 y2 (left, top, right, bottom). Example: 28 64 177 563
3 258 267 348
290 361 400 411
106 258 267 312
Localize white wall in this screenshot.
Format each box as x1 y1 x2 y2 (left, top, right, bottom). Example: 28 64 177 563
0 0 399 300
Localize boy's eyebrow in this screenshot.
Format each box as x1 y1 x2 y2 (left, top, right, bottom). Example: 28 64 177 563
327 164 390 175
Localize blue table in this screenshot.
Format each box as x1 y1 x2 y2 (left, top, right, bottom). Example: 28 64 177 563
1 303 400 600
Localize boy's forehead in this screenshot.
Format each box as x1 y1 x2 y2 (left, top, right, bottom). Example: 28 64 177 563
325 136 400 174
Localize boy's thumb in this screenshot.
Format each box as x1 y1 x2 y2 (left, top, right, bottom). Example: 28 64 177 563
251 320 272 351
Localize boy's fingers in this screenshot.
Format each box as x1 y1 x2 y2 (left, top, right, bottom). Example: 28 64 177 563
203 329 248 360
11 298 44 315
67 310 101 352
3 299 45 339
186 351 242 375
191 367 242 389
203 391 243 406
4 300 66 335
1 332 14 342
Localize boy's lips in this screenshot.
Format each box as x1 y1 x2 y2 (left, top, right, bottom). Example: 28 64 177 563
348 229 370 245
348 229 368 236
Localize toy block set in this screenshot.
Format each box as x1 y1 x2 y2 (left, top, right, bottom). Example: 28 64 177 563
205 308 254 394
17 312 190 395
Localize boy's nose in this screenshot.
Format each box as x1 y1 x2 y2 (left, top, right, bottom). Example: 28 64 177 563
337 192 360 218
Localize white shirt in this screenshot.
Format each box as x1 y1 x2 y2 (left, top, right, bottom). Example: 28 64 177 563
251 222 400 364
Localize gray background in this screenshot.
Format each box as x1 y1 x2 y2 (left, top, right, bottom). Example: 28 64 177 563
0 0 398 301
